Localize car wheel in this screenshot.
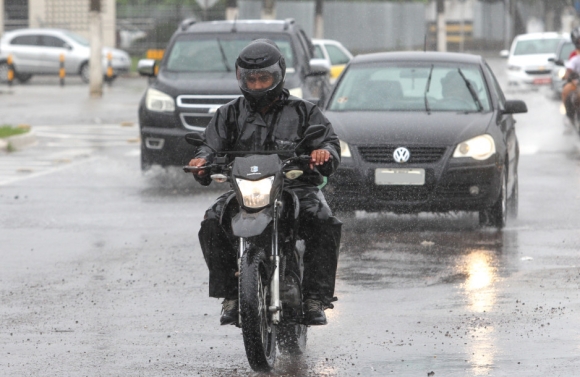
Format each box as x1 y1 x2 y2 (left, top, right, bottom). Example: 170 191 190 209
508 170 518 219
485 167 508 229
141 144 152 172
16 73 33 83
0 62 9 83
80 63 90 83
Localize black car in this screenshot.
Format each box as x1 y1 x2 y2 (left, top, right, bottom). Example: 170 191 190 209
322 51 528 228
137 18 331 170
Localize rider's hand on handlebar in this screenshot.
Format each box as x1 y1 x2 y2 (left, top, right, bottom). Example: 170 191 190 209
310 149 331 170
188 158 207 176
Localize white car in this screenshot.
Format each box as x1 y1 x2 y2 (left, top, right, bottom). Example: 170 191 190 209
501 32 564 87
0 28 131 83
312 38 353 83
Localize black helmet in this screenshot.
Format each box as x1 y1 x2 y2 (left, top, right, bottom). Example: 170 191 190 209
235 39 286 110
572 27 580 48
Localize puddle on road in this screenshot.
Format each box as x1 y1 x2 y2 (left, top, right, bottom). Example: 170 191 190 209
338 212 520 290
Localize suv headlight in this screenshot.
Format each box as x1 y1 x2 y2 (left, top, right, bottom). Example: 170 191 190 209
146 88 175 112
289 87 303 98
453 134 496 160
339 140 351 158
236 177 275 208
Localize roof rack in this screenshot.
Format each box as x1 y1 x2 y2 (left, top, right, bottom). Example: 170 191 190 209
180 17 197 31
283 18 295 30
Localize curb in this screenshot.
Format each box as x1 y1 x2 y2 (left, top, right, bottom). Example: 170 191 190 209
0 130 37 151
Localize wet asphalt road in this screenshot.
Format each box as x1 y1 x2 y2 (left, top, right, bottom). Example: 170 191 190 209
1 60 580 376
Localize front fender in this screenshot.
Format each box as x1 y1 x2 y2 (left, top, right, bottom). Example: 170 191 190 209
231 207 273 238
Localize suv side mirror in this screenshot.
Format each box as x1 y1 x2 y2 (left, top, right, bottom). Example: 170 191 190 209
503 100 528 114
138 59 157 77
500 50 509 58
307 58 330 77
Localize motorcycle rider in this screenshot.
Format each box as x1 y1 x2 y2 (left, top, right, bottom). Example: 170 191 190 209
188 39 342 326
561 27 580 123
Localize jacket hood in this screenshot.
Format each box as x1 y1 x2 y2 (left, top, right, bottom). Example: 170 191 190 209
324 111 494 147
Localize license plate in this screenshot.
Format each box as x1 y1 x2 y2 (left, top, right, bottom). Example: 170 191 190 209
375 168 425 185
533 77 551 85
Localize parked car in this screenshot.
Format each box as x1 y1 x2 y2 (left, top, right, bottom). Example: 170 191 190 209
137 18 331 171
0 28 131 83
312 38 353 83
322 51 528 228
550 37 575 98
500 32 564 87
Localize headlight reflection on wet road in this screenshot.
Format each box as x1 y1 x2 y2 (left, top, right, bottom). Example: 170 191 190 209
462 250 498 375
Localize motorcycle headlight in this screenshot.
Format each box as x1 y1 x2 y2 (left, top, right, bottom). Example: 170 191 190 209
289 87 303 98
558 67 567 79
236 176 275 208
146 88 175 112
339 140 352 158
453 134 496 161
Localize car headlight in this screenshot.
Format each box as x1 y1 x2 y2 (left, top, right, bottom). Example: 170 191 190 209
339 140 351 158
507 65 522 72
558 67 567 79
453 134 496 160
236 176 275 208
289 87 303 98
146 88 175 112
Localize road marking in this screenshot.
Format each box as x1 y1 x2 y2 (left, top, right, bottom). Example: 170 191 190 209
0 124 138 186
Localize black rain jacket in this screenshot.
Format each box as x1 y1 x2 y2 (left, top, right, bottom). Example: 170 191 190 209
194 89 341 186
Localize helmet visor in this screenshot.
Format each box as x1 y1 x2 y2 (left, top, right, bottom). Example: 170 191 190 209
237 62 284 94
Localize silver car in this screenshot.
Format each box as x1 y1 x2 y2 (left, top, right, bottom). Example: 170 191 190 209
0 28 131 83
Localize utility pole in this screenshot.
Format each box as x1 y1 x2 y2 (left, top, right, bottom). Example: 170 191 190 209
314 0 324 39
89 0 103 98
436 0 446 52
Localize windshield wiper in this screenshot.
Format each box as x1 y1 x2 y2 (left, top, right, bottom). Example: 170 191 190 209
457 68 483 112
424 64 434 114
216 38 232 72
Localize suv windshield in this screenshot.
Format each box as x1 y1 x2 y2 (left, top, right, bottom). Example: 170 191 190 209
328 63 490 112
166 34 295 73
513 38 561 56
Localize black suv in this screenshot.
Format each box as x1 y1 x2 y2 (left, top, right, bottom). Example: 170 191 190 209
137 18 331 170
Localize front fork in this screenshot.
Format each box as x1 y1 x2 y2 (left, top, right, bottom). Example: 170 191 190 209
237 200 282 326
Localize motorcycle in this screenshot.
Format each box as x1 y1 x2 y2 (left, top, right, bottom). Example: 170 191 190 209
183 125 327 372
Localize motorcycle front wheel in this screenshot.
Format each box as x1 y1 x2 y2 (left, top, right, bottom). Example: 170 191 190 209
239 247 277 371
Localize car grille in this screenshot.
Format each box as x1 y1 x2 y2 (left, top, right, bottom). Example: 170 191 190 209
524 69 550 75
176 95 241 131
357 145 447 164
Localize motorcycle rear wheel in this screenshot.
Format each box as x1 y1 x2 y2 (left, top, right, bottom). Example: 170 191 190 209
239 247 277 371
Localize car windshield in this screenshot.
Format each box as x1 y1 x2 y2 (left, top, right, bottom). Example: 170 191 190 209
513 38 561 55
165 34 295 73
559 41 575 61
328 62 491 112
63 31 89 46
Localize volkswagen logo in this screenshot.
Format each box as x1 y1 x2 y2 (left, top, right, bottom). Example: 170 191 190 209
393 147 411 163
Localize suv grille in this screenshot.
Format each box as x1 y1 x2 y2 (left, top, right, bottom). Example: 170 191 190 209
357 145 447 164
524 69 550 75
177 95 241 131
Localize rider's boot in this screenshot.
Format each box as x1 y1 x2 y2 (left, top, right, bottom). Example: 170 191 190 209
220 298 238 325
304 298 328 326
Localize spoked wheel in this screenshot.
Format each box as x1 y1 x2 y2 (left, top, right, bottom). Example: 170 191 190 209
239 248 276 372
278 322 307 355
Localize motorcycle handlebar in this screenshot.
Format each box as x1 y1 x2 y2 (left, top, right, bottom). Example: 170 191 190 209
182 154 313 174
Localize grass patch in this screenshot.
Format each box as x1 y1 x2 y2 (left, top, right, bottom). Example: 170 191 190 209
0 125 29 139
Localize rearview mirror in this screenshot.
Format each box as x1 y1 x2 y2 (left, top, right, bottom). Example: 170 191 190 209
503 100 528 114
184 132 205 147
307 58 331 77
138 59 157 77
303 124 327 141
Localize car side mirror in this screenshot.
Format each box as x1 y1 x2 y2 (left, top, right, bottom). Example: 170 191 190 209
184 132 205 147
554 59 565 66
64 43 73 50
303 124 327 140
138 59 157 77
503 100 528 114
500 50 509 58
307 58 330 77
